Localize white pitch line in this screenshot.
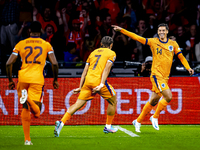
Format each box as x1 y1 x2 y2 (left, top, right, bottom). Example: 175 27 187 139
115 126 139 137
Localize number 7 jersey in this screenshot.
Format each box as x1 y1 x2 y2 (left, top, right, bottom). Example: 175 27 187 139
85 48 116 85
12 37 54 85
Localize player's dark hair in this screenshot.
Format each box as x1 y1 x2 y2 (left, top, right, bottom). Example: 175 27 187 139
158 23 169 31
101 36 113 48
30 21 41 33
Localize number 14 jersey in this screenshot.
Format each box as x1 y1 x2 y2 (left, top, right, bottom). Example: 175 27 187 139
85 48 116 85
12 37 54 85
147 38 181 79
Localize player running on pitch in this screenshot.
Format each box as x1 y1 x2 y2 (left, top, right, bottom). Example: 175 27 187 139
54 36 118 137
6 21 59 145
112 23 194 132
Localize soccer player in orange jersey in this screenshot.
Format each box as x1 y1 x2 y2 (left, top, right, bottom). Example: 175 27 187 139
54 36 118 137
112 23 194 132
6 21 59 145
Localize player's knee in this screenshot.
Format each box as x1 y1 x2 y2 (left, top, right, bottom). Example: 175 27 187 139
165 94 172 102
34 111 40 118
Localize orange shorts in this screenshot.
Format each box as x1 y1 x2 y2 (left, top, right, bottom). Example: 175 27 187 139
150 75 169 97
78 81 116 100
17 82 44 102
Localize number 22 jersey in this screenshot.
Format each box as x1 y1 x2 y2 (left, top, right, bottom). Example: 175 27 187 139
12 37 54 85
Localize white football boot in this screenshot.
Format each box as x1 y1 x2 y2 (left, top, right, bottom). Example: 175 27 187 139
20 89 28 104
24 140 33 145
132 119 141 133
150 115 159 130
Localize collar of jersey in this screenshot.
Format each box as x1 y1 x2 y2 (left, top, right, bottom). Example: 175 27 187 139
30 36 39 38
159 38 168 44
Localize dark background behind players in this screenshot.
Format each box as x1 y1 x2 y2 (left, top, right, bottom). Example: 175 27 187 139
0 0 200 76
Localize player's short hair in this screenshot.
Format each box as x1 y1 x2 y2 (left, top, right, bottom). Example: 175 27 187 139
101 36 113 48
158 23 169 31
30 21 41 33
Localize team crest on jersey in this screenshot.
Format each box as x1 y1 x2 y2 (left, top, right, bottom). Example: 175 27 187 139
161 83 165 88
168 45 173 52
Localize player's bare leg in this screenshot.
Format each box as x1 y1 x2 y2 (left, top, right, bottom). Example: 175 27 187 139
151 89 172 130
133 92 160 132
103 95 118 133
54 99 87 137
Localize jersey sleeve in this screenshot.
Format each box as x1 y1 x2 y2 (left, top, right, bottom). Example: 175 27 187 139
174 41 191 70
121 29 148 45
12 42 21 55
174 41 182 55
108 52 116 63
46 42 54 54
146 38 154 46
86 54 90 65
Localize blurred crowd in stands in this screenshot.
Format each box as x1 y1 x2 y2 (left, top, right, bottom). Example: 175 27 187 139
0 0 200 76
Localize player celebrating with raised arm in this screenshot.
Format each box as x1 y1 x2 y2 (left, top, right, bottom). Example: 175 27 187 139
112 23 194 132
6 21 59 145
54 36 118 137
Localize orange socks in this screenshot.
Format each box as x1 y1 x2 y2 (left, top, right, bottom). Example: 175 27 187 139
61 112 71 124
137 102 153 123
27 99 40 118
106 115 115 125
153 99 168 118
21 109 31 141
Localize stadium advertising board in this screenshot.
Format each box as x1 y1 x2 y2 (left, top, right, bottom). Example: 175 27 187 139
0 77 200 125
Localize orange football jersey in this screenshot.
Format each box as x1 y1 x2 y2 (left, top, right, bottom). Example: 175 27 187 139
85 48 116 85
147 38 181 79
12 37 54 85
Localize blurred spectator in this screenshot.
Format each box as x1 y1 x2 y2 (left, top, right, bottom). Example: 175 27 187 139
137 56 152 77
146 0 163 22
33 6 57 32
0 0 19 75
103 0 120 25
112 19 128 61
185 24 200 61
99 12 112 37
197 4 200 27
19 0 32 23
195 41 200 61
63 5 88 60
134 19 147 62
64 42 79 67
144 15 157 37
176 26 187 52
120 0 137 31
46 9 66 61
0 0 19 48
15 21 31 42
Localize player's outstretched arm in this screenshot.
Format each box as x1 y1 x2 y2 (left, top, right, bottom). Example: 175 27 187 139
177 53 194 76
48 53 59 89
92 61 112 93
6 54 18 89
112 25 147 45
73 63 89 94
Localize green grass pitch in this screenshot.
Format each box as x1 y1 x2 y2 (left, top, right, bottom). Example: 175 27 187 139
0 125 199 150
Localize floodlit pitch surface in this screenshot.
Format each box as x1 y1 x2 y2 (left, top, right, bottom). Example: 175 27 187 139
0 125 199 150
